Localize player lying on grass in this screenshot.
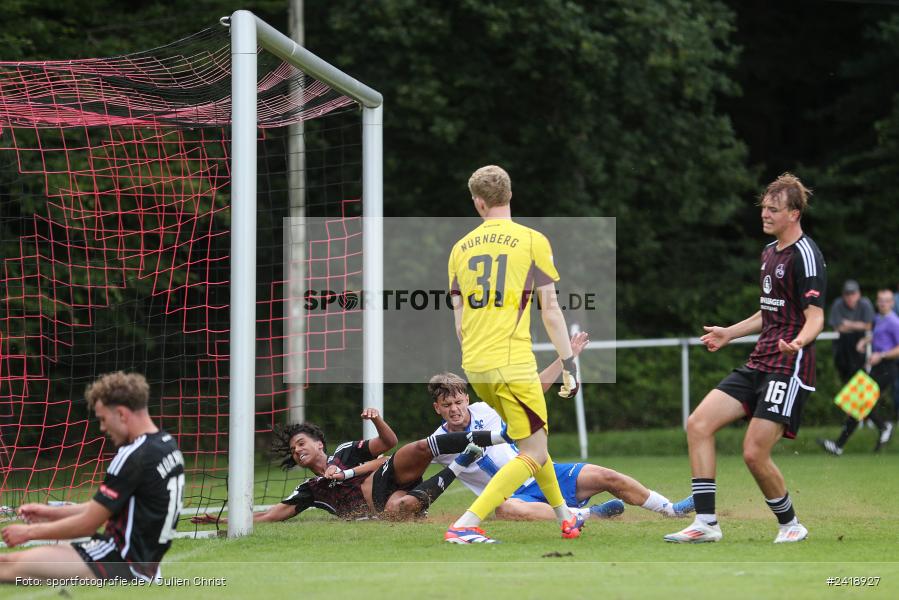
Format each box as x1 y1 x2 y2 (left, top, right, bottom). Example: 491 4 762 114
0 372 184 584
192 408 504 524
429 332 694 522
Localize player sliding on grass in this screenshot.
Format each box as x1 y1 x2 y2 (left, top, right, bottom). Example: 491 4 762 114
0 372 184 583
428 332 694 522
192 408 504 524
665 174 825 544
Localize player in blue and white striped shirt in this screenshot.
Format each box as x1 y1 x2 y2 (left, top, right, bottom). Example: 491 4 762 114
427 332 693 522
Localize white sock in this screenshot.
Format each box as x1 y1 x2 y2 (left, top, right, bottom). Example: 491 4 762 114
490 431 508 444
452 510 481 528
641 490 674 516
553 504 573 523
573 507 591 520
448 461 466 476
696 513 718 525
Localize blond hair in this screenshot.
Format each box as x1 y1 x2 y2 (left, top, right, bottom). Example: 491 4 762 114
85 371 149 412
428 372 468 402
468 165 512 207
758 172 812 215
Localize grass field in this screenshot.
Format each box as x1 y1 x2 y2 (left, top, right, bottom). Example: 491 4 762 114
3 428 899 599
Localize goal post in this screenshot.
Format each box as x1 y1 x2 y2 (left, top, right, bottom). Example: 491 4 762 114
227 10 383 537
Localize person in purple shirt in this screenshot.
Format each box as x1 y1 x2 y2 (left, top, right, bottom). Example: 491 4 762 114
819 288 899 454
893 284 899 422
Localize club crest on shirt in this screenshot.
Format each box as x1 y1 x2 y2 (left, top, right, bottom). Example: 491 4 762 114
473 419 485 430
775 263 785 279
763 275 773 294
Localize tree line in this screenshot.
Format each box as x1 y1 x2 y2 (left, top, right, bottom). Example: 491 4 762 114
3 0 897 439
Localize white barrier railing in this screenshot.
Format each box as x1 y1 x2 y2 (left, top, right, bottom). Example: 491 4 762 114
534 329 839 459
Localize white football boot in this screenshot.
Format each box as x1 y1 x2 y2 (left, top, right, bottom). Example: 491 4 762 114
774 522 808 543
664 518 723 543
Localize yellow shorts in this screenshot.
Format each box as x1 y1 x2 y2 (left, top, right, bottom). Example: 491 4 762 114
465 363 548 440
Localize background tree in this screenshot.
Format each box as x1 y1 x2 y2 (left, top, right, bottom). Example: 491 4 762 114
2 0 897 436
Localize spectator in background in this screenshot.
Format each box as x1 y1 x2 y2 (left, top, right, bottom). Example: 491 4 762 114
893 283 899 423
828 280 876 431
829 280 874 383
819 288 899 454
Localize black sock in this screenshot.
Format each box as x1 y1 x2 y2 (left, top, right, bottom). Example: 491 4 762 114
406 466 458 510
692 478 716 522
765 492 796 525
836 417 859 447
426 431 494 456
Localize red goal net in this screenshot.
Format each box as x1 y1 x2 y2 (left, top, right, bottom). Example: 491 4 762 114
0 25 364 513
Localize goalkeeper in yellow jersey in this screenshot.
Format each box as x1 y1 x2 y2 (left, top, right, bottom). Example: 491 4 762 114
443 165 582 543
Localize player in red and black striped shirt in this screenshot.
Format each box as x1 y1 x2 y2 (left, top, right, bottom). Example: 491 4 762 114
191 408 500 525
665 173 826 545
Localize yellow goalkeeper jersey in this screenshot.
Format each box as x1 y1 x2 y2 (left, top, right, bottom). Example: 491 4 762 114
448 219 559 373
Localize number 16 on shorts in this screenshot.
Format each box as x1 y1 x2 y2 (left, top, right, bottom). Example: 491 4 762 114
763 378 795 417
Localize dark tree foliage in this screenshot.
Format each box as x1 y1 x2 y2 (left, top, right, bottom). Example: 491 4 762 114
3 0 897 433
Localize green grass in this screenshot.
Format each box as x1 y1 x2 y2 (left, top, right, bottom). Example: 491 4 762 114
5 425 892 509
548 424 899 457
4 437 899 599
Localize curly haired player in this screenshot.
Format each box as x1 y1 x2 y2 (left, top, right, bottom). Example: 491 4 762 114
193 408 506 525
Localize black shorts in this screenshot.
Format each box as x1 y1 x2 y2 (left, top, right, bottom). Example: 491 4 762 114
716 365 812 439
370 455 421 513
72 535 147 582
870 359 898 391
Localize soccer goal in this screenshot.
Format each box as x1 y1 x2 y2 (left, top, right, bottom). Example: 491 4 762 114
0 10 382 539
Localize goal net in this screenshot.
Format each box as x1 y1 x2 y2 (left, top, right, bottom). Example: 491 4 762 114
0 16 377 526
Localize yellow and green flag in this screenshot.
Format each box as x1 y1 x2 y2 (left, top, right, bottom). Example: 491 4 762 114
834 370 880 420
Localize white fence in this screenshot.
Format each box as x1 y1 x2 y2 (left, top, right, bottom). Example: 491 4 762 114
534 330 839 459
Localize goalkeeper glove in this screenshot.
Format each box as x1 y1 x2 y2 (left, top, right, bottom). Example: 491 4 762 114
559 356 579 398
